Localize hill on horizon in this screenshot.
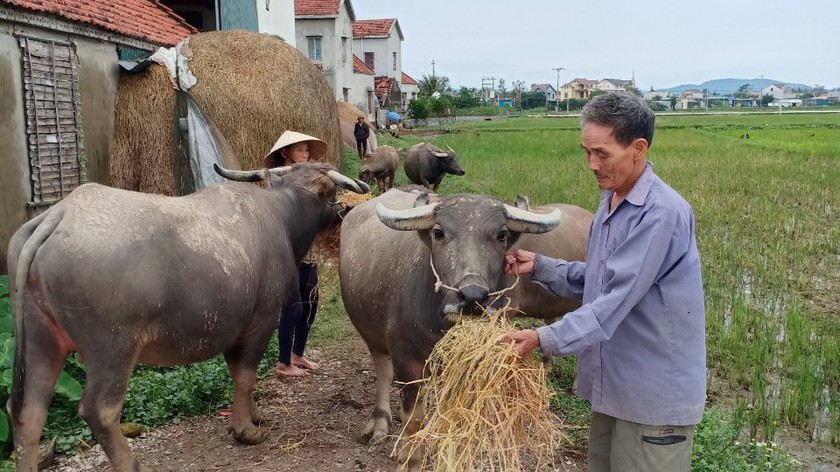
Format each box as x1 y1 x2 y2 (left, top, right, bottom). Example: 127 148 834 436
655 78 812 94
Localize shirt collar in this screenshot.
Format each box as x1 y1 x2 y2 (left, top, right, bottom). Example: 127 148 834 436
600 162 654 207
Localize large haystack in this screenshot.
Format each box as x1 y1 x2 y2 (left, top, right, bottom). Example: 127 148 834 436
111 30 340 195
337 101 377 151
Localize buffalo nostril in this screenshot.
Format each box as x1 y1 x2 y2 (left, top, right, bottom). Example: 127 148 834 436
458 284 489 307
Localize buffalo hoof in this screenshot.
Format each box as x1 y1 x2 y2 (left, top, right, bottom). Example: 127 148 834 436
367 429 388 445
228 424 267 445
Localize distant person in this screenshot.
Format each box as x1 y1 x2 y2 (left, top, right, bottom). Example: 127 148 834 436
354 116 370 159
501 92 706 472
264 130 326 377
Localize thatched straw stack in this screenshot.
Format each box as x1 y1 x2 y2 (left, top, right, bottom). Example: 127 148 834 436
337 101 367 124
111 30 340 195
397 312 569 472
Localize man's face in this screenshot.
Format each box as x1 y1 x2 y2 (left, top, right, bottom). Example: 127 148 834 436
581 122 645 195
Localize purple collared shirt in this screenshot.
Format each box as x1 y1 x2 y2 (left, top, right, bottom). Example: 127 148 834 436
533 163 706 426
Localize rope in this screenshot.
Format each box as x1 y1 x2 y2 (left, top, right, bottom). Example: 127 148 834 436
428 255 520 298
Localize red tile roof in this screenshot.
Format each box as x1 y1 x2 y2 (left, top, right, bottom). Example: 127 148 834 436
353 55 374 75
401 72 418 85
294 0 340 15
5 0 195 46
375 76 395 102
353 18 394 37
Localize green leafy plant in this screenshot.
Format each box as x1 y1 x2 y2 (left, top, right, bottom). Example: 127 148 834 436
0 275 84 459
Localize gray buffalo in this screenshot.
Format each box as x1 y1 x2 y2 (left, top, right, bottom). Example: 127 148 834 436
339 186 563 470
7 163 369 472
507 202 593 323
403 142 465 191
359 145 400 194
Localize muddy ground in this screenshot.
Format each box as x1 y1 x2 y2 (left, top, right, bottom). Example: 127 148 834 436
46 336 585 472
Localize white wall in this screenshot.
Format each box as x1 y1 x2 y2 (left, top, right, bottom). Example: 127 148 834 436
257 0 295 42
295 4 355 102
352 27 401 80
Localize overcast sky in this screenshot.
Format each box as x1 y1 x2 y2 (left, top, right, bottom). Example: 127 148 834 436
351 0 840 91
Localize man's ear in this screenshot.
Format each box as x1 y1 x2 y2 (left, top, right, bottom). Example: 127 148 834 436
633 137 649 159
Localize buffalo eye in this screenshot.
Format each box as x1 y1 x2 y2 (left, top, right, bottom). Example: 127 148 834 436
496 228 510 242
431 226 445 241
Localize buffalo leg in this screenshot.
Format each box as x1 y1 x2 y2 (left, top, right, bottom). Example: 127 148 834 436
223 340 270 445
394 359 427 471
360 349 393 445
9 326 68 472
78 355 154 472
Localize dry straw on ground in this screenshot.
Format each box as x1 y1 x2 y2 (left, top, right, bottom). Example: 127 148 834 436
397 312 569 472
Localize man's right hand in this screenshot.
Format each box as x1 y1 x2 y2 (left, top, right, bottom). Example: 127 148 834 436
504 249 536 276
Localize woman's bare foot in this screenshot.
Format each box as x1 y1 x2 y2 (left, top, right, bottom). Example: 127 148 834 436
276 362 309 377
292 354 320 371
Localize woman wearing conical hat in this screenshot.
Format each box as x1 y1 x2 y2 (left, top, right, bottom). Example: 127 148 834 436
266 130 326 377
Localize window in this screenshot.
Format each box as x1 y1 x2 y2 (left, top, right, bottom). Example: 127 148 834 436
341 37 347 64
343 88 349 102
392 52 397 71
18 35 87 206
307 36 322 61
364 52 374 72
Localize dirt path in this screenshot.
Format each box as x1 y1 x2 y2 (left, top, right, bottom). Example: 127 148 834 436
46 336 585 472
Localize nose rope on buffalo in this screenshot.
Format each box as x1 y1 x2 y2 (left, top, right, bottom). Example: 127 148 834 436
428 255 520 300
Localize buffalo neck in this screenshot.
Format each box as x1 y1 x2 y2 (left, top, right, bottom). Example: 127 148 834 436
274 185 329 263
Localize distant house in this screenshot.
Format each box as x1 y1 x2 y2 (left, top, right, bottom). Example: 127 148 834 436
0 0 194 273
401 72 419 107
352 54 376 116
530 83 557 101
161 0 295 40
597 78 636 93
294 0 358 103
761 83 796 100
561 78 598 100
352 18 406 110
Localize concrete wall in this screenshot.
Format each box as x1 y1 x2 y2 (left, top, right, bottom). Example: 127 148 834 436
295 8 355 103
0 22 120 274
352 31 402 80
257 0 295 41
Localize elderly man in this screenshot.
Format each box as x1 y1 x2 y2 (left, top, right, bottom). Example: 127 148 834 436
354 115 370 158
502 92 706 472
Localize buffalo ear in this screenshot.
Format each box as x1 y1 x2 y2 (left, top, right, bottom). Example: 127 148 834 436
514 194 530 211
413 192 431 208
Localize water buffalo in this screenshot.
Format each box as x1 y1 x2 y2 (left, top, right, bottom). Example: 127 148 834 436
6 163 369 472
507 202 593 323
339 186 562 470
359 145 400 194
403 142 465 191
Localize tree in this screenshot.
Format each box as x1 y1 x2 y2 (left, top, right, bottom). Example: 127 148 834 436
496 78 507 99
670 95 677 111
452 87 479 109
735 83 751 99
761 94 775 107
418 74 450 97
625 85 642 97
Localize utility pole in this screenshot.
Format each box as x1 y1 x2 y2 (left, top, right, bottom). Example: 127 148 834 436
552 67 564 113
431 59 435 77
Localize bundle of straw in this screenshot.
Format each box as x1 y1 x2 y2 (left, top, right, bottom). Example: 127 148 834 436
397 312 568 471
310 190 373 273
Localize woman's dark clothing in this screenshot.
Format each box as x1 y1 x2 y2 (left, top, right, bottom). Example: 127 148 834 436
354 121 370 158
277 261 319 365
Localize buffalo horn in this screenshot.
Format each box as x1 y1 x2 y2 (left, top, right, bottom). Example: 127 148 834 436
213 164 267 182
326 170 370 194
503 205 562 234
431 151 449 158
376 203 437 231
446 145 455 153
267 166 295 176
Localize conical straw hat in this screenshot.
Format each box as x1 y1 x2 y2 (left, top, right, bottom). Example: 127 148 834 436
264 130 327 167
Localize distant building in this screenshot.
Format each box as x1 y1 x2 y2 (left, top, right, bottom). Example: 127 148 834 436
161 0 295 40
530 83 557 101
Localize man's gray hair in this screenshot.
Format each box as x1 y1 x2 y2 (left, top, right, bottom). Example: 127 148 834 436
580 92 655 147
